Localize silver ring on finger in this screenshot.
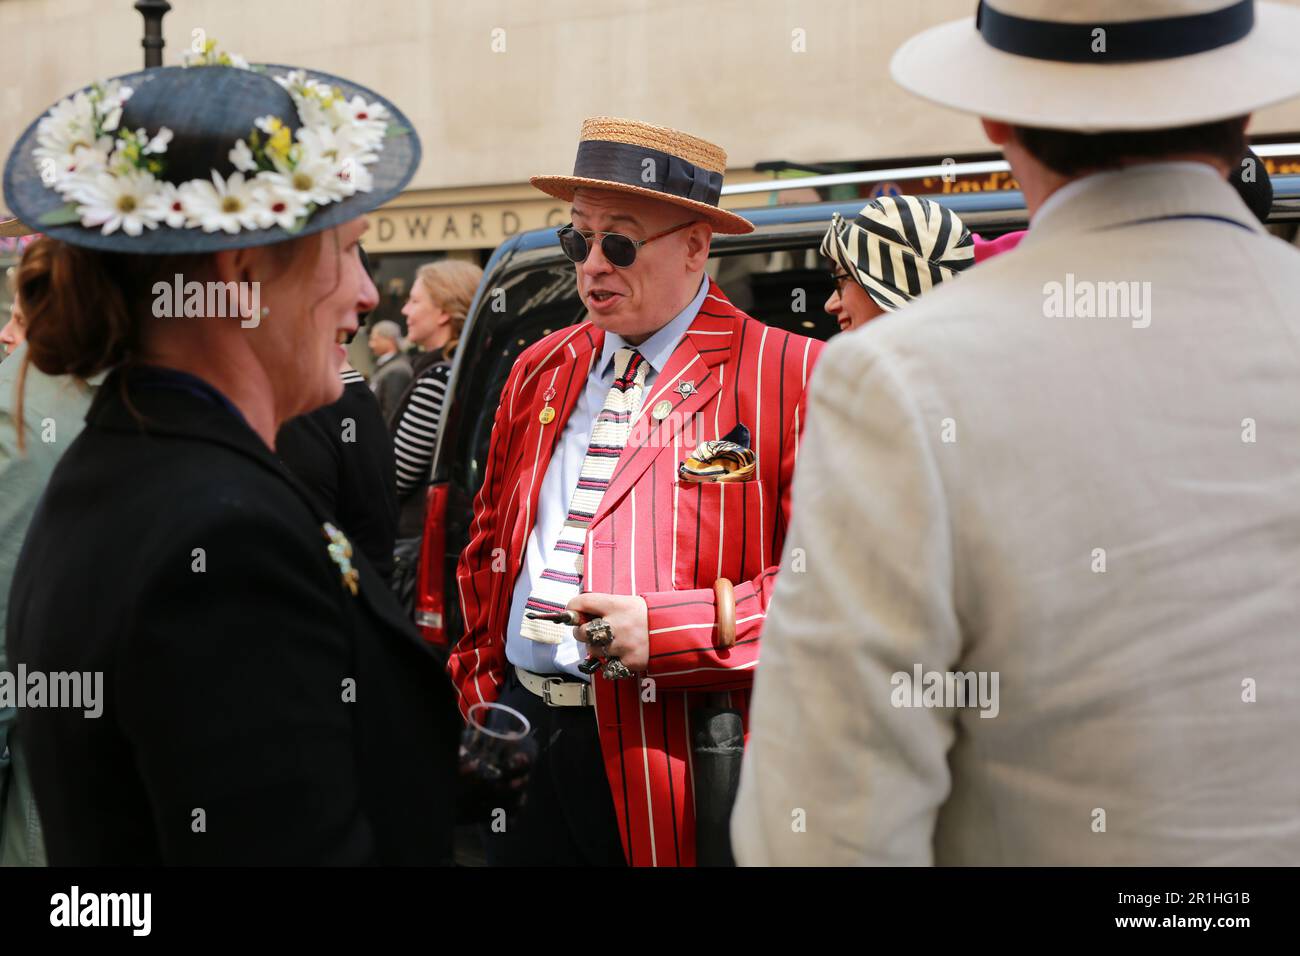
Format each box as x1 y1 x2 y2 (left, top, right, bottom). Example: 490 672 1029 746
602 657 634 681
586 617 614 648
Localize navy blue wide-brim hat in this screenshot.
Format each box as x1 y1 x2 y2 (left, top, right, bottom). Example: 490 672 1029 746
3 62 420 255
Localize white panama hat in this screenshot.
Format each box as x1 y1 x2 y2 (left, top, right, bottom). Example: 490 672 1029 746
891 0 1300 132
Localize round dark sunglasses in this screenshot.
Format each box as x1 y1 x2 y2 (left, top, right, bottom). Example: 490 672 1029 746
557 220 694 268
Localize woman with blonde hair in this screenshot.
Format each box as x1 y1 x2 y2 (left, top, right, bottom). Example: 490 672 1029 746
390 257 482 537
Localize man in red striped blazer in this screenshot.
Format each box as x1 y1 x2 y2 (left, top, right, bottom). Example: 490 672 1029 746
448 116 822 866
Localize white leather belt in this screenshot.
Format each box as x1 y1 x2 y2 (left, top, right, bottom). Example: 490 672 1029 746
516 665 594 707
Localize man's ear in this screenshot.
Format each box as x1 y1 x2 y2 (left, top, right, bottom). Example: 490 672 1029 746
981 118 1014 147
684 221 712 271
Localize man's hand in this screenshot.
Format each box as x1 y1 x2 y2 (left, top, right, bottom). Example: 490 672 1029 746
567 593 650 673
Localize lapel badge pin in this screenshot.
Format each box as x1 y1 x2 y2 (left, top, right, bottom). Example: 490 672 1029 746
322 522 360 596
543 386 556 402
675 380 696 399
539 406 556 425
652 399 674 421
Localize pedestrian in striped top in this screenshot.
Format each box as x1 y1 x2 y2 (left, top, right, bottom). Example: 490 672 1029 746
390 259 482 537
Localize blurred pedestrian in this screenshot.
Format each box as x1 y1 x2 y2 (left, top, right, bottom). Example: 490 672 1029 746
0 237 96 867
3 53 461 864
1 267 25 357
367 318 411 421
279 250 400 584
277 351 400 584
390 258 482 537
737 0 1300 865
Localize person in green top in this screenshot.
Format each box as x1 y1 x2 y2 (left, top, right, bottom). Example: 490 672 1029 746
0 237 99 866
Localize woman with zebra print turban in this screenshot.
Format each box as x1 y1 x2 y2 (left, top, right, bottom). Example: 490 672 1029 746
821 195 976 333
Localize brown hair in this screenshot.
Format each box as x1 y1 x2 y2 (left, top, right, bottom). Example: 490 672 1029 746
414 258 483 355
1012 117 1249 178
13 232 322 449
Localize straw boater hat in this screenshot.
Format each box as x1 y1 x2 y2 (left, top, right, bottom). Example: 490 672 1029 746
891 0 1300 132
0 215 34 238
531 116 753 234
3 44 419 254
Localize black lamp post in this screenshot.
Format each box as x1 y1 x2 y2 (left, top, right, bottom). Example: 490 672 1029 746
135 0 171 68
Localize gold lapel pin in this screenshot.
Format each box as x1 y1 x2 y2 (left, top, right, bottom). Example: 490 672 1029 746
539 406 556 424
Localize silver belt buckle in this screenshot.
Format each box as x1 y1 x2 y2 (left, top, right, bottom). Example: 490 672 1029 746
541 676 590 707
541 677 565 707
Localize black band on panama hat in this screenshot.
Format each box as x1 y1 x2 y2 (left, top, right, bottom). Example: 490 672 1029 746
531 116 753 235
975 0 1254 64
3 62 420 255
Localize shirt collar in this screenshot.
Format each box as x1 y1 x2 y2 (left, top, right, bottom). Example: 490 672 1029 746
598 275 708 379
1032 161 1225 226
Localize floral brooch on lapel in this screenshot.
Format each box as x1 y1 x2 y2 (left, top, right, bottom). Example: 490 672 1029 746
322 522 359 596
678 423 756 483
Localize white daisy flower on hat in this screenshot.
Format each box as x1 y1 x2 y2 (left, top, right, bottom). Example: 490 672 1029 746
94 81 134 133
142 128 173 156
253 180 310 230
72 169 163 236
297 124 376 173
46 138 115 188
228 138 258 173
262 134 351 206
34 93 101 174
340 95 388 135
183 170 267 234
143 181 191 229
334 157 373 196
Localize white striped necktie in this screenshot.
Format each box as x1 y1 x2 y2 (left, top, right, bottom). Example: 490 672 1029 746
519 347 649 644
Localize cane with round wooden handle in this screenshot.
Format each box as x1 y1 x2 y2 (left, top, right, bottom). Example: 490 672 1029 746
713 578 736 649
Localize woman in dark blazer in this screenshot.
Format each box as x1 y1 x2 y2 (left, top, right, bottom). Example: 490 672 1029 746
2 55 464 864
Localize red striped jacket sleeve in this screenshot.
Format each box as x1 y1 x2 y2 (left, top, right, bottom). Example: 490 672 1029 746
641 376 814 692
447 356 527 719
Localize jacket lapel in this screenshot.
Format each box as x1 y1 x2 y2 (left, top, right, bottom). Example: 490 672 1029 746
590 280 738 527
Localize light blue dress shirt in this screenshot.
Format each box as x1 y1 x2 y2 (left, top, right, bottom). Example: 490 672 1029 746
505 276 709 679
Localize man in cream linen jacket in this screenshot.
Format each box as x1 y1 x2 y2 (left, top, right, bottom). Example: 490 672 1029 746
734 0 1300 866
